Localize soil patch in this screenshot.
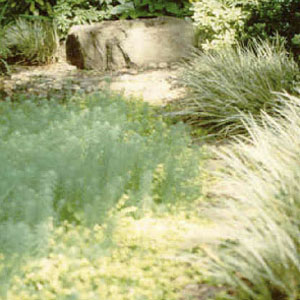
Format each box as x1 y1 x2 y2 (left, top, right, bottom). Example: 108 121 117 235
1 46 187 105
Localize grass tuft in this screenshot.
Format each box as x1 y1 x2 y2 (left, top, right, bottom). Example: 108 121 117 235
176 40 299 137
201 90 300 300
4 17 58 65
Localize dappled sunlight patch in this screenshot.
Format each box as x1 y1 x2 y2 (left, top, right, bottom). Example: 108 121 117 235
7 206 206 300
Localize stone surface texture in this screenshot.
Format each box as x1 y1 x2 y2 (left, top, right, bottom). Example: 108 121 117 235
66 16 195 71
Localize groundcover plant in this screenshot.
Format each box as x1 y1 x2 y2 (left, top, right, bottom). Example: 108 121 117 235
0 91 202 298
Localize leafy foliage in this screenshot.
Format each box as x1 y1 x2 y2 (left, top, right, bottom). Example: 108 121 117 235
176 40 299 137
0 91 201 259
1 208 204 299
52 0 110 35
0 2 10 74
53 0 191 35
191 0 300 59
4 17 58 65
0 31 10 60
241 0 300 62
109 0 191 19
1 0 191 36
203 91 300 299
0 0 56 23
191 0 248 51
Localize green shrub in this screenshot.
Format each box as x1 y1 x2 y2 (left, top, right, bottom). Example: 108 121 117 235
52 0 110 36
109 0 192 19
0 2 10 74
176 40 299 137
241 0 300 62
4 17 58 65
53 0 192 36
191 0 300 59
0 31 10 60
0 91 201 257
202 91 300 300
190 0 248 51
0 0 191 37
0 0 56 24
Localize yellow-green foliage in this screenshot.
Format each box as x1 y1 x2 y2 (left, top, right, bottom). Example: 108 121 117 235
4 204 204 300
191 0 250 51
0 91 203 298
190 0 300 60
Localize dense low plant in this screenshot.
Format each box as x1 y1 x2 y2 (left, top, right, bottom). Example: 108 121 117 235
4 17 59 65
201 91 300 299
0 2 10 74
190 0 248 51
176 40 299 137
0 0 56 25
1 0 192 37
52 0 109 35
191 0 300 59
0 42 10 75
0 31 9 61
53 0 191 36
241 0 300 62
0 91 201 259
109 0 192 19
1 206 204 299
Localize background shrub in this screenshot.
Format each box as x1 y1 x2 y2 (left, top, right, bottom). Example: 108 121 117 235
53 0 191 36
190 0 248 51
191 0 300 60
241 0 300 62
52 0 111 36
0 2 10 74
0 35 10 74
0 31 9 60
176 40 299 137
1 0 192 37
109 0 191 19
4 17 58 65
0 91 201 257
0 0 56 23
202 91 300 299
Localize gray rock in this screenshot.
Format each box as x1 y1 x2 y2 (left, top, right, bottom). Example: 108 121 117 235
66 17 195 71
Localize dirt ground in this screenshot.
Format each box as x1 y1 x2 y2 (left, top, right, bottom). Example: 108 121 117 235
1 46 187 105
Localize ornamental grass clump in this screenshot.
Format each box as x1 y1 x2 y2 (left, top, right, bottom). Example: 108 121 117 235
4 17 58 65
0 31 10 74
0 4 10 74
178 40 299 137
202 91 300 299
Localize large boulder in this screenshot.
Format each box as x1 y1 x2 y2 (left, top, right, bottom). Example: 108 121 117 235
66 16 195 71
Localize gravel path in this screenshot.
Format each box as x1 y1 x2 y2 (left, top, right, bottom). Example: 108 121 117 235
1 53 186 105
